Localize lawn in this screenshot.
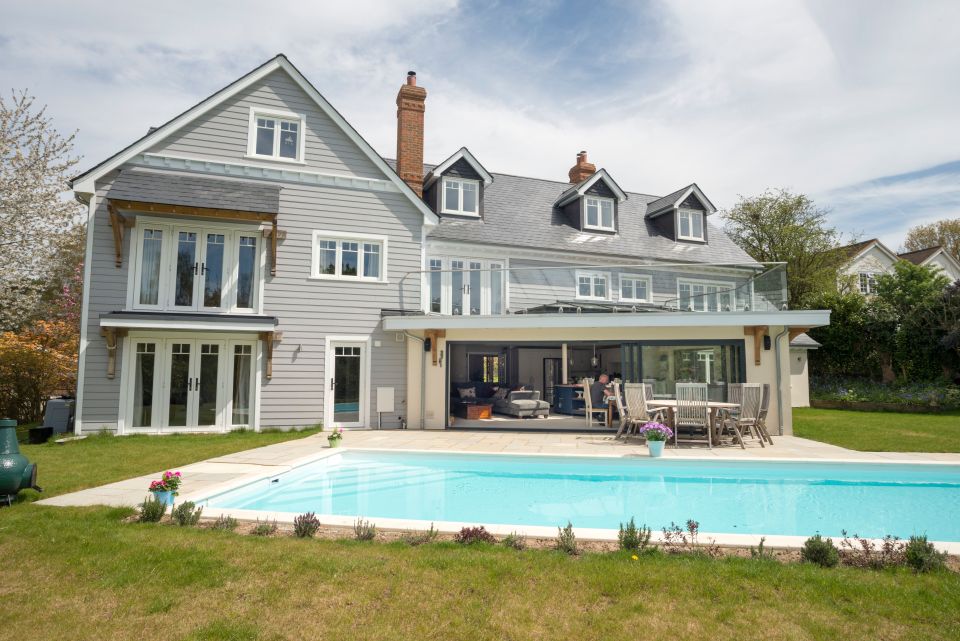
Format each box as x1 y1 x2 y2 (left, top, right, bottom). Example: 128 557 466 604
2 431 959 640
793 408 960 453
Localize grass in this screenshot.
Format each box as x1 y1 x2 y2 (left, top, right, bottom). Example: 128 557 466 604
793 408 960 452
1 428 958 640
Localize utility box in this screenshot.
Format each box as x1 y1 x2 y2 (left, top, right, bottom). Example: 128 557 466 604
376 387 395 414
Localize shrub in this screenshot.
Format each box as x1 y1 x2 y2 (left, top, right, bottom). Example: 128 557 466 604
661 520 720 557
353 518 377 541
138 496 167 523
293 512 321 538
402 523 438 546
618 517 652 552
171 501 203 526
839 531 905 569
211 515 238 531
750 537 776 561
501 532 527 551
801 535 839 568
251 519 278 536
904 535 947 573
556 521 578 555
454 525 496 545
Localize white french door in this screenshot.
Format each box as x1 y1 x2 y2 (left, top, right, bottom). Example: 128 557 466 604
325 339 369 428
122 334 258 433
171 228 229 312
430 258 506 315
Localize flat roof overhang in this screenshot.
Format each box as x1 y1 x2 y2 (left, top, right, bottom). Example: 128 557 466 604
99 311 278 333
382 310 831 331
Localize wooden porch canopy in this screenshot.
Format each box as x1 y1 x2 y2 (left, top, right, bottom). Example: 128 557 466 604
105 168 284 274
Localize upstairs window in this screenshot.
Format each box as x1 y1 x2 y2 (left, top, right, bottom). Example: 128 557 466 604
441 178 479 216
858 272 878 295
247 108 304 162
312 232 387 282
576 270 609 300
678 208 705 241
584 196 615 231
620 275 652 303
678 279 734 312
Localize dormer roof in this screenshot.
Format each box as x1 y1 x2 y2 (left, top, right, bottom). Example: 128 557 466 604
423 147 493 189
554 169 628 207
645 183 716 218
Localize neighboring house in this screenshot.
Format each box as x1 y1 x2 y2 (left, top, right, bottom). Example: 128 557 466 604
69 55 829 438
838 238 960 295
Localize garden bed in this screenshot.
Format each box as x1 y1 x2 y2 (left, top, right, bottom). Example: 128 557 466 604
810 400 952 413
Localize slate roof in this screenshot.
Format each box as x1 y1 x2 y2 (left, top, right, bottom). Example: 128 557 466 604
897 246 942 265
644 184 695 216
394 160 755 264
107 167 282 214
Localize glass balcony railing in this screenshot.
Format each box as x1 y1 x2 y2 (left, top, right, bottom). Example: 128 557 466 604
398 261 788 316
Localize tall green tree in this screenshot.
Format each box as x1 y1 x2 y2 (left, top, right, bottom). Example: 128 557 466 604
722 189 849 306
903 218 960 263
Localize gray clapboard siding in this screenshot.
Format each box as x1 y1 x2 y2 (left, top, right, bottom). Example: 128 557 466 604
150 69 384 181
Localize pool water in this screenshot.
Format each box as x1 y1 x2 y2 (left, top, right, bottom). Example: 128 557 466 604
203 450 960 541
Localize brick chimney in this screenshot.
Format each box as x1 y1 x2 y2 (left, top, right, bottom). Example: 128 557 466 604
396 71 427 196
568 150 596 183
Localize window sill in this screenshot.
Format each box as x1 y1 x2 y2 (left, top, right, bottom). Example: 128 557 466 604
243 154 307 166
308 275 388 285
677 236 706 243
582 225 617 233
620 299 651 304
440 209 480 217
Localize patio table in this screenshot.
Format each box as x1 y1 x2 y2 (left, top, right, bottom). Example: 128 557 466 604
646 399 740 443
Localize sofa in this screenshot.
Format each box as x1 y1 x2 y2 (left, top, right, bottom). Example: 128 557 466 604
450 382 550 419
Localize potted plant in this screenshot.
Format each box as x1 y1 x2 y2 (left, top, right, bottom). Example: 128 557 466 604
148 470 181 506
327 427 344 448
637 422 672 457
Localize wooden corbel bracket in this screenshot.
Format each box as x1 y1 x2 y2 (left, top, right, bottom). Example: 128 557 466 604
743 325 769 366
100 326 128 379
259 330 283 379
106 201 134 268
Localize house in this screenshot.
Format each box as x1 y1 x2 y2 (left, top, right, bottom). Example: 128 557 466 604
838 238 960 295
69 55 830 438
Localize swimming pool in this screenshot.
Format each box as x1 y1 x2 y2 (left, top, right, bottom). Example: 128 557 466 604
201 450 960 542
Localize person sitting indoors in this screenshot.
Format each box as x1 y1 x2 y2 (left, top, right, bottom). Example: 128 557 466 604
590 374 612 407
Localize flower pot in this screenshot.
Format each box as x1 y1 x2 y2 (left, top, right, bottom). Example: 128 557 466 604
647 440 665 457
327 437 342 448
151 490 174 506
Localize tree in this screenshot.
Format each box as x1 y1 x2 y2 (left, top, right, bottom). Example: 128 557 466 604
722 189 849 306
903 218 960 262
0 320 77 422
0 90 83 331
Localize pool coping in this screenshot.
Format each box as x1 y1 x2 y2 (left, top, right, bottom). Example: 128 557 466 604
184 446 960 555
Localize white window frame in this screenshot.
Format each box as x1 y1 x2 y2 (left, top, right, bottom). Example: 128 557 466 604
677 278 735 312
441 177 480 216
310 230 388 283
245 107 306 164
583 196 616 231
858 272 878 295
127 217 264 314
619 275 653 303
677 208 705 241
425 256 509 315
576 270 611 300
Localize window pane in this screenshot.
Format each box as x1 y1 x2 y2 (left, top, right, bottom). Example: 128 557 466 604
232 345 252 425
256 118 275 155
168 343 191 427
175 231 197 307
278 120 298 159
691 211 703 238
462 182 478 213
341 241 358 276
444 180 461 211
138 229 163 305
679 283 691 310
622 279 634 300
679 212 691 237
636 279 648 301
429 259 442 313
197 343 219 427
203 233 225 308
601 200 613 228
578 275 591 297
451 261 465 315
639 343 741 401
491 263 504 314
586 199 599 226
594 276 606 298
237 236 256 309
363 243 380 279
132 343 156 428
318 240 337 275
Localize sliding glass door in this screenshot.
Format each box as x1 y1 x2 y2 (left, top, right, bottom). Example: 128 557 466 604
620 341 744 401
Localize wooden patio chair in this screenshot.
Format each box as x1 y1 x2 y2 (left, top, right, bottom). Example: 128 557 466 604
755 383 774 445
674 383 711 448
718 383 762 449
642 383 655 403
618 383 664 438
580 378 608 428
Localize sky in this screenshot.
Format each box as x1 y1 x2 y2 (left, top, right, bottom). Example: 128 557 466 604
2 0 958 251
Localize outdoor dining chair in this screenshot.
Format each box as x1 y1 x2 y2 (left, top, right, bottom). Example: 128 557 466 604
674 383 712 448
755 383 774 444
580 378 608 428
718 383 762 449
643 383 655 403
618 383 664 438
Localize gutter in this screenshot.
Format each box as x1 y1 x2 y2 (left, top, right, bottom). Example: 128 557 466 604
403 331 427 430
773 326 790 435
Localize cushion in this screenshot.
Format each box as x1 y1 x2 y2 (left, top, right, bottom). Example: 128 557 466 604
493 387 509 400
458 387 477 399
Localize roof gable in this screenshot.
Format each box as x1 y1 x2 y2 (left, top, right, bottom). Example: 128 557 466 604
898 245 943 265
840 238 898 264
424 147 493 188
554 169 627 207
70 55 438 226
645 183 716 218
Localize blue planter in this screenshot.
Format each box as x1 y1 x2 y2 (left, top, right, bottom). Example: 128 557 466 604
151 490 174 506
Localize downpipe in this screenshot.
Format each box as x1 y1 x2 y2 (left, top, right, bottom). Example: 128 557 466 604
773 326 790 436
404 331 426 430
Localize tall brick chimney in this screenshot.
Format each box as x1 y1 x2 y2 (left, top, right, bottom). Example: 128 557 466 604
396 71 427 196
568 150 596 183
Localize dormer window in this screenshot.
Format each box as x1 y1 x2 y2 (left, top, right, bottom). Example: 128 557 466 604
442 177 479 216
584 196 615 231
678 208 704 241
247 107 305 163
